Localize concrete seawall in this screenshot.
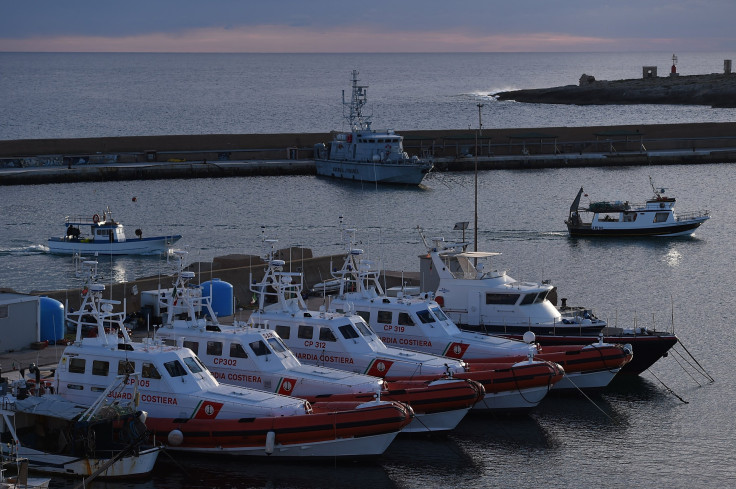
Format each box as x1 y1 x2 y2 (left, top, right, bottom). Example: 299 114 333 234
2 122 736 185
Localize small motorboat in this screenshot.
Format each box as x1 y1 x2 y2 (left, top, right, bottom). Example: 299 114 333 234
47 206 181 255
0 458 50 489
313 70 433 185
0 369 160 479
565 178 710 237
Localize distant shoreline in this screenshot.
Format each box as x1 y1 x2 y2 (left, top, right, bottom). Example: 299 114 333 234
495 73 736 107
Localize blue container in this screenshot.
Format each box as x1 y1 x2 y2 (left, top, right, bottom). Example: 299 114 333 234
201 278 234 318
40 297 65 343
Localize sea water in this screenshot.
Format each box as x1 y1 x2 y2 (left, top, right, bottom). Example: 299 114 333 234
0 53 734 488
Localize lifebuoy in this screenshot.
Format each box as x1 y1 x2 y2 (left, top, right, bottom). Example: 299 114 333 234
92 214 100 223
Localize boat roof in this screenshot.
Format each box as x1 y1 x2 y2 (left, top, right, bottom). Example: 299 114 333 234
12 395 91 421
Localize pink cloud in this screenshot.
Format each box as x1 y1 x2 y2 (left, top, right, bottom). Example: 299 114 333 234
0 25 717 52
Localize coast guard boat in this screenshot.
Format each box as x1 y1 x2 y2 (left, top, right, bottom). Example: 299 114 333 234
313 70 433 185
50 260 412 458
418 231 674 375
47 207 181 255
326 228 631 391
242 239 565 411
150 250 483 433
565 179 710 237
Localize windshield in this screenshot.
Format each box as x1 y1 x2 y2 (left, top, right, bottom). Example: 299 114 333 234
431 306 448 321
183 356 204 373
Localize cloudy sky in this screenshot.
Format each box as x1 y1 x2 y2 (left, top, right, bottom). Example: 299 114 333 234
2 0 734 52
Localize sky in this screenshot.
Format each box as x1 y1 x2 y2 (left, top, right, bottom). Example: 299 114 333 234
1 0 735 53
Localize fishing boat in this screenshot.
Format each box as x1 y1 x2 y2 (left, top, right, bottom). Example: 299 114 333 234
150 250 482 433
50 260 413 458
565 179 710 237
241 239 566 411
313 70 433 185
326 228 631 391
418 231 676 375
0 370 161 479
47 206 181 255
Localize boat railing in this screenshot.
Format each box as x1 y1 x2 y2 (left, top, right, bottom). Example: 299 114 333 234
675 209 710 221
65 214 101 226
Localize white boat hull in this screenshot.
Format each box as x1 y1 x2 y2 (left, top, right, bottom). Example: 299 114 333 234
164 431 399 458
315 159 430 185
1 445 161 478
403 407 470 433
473 385 553 411
554 369 620 390
47 235 181 255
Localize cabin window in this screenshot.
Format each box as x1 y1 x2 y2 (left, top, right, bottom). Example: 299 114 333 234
142 362 161 379
267 337 288 353
339 324 360 339
486 293 519 305
431 306 448 321
356 310 370 323
69 358 86 374
377 310 392 324
91 386 106 392
398 312 415 326
183 340 199 354
535 290 549 303
319 327 337 342
249 340 270 356
92 360 109 376
183 356 204 373
275 325 291 339
654 212 669 223
164 360 188 378
0 305 7 319
519 294 536 306
416 310 435 324
298 325 313 340
354 320 374 337
230 342 248 358
206 341 223 356
118 360 135 375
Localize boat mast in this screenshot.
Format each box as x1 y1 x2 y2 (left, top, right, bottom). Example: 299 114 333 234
343 70 371 132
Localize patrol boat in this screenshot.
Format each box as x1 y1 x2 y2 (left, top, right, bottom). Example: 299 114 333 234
150 251 483 433
327 228 631 391
51 260 412 458
242 240 565 411
313 70 433 185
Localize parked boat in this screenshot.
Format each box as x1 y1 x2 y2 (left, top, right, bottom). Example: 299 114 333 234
0 369 160 479
418 231 675 375
51 260 413 458
326 229 631 391
313 70 433 185
242 240 566 411
151 251 482 433
565 179 710 237
47 206 181 255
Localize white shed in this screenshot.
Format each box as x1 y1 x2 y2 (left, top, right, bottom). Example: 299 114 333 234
0 293 40 353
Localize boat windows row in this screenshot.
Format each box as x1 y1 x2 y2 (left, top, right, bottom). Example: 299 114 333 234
65 356 206 380
486 291 550 306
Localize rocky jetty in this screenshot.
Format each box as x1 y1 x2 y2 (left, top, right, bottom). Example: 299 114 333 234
495 73 736 108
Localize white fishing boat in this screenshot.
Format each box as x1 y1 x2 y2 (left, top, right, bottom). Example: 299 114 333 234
50 260 412 458
565 178 710 237
47 206 181 255
327 226 630 392
0 369 160 479
313 70 433 185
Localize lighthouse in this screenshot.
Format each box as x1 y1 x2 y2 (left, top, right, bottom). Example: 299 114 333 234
670 53 679 77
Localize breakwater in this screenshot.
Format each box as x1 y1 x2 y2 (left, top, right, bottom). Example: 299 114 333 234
2 122 736 185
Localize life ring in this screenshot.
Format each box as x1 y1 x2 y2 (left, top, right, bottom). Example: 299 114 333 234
92 214 100 223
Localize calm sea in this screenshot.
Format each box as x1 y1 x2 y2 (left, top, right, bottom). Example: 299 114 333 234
1 53 734 488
